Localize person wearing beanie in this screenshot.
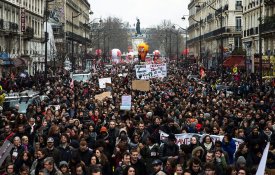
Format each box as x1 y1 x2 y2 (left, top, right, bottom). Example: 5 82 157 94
59 161 70 175
236 156 246 170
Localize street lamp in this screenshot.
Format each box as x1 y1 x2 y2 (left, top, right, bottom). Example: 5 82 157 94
71 10 93 72
44 0 54 79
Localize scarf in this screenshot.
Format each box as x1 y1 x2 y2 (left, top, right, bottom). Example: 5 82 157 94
204 142 213 151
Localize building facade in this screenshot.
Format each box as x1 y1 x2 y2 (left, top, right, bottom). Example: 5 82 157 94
48 0 91 71
243 0 275 75
187 0 243 69
0 0 45 78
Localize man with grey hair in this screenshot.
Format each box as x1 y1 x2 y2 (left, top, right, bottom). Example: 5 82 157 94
43 157 62 175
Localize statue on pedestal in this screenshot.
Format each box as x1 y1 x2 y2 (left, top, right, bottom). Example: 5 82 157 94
136 18 141 35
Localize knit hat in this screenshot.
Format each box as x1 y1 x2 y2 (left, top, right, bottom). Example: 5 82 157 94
59 161 68 167
100 126 108 133
237 156 246 165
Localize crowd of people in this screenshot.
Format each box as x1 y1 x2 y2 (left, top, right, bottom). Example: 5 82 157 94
0 62 274 175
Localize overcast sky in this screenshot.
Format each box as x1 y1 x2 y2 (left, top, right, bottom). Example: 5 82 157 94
88 0 189 29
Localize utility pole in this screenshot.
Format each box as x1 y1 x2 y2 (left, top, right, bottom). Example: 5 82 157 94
220 7 224 81
44 1 49 79
71 12 74 72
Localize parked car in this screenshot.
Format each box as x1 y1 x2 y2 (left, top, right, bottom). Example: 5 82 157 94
3 90 42 114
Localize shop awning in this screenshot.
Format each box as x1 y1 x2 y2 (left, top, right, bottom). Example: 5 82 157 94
223 55 245 67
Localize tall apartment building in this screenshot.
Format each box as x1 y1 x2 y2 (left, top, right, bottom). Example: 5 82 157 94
187 0 243 69
0 0 44 78
243 0 275 75
48 0 91 70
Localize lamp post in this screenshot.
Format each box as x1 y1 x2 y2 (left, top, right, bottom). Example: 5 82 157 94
44 0 54 79
71 12 81 72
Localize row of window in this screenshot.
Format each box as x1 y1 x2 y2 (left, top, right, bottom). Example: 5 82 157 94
0 2 44 37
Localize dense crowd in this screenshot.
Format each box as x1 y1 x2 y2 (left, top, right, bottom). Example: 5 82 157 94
0 62 274 175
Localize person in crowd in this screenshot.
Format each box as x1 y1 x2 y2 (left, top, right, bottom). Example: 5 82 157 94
159 134 179 163
43 137 60 165
42 157 62 175
30 149 46 175
114 152 131 175
58 134 72 163
0 63 274 175
2 163 15 175
129 148 147 175
58 161 70 175
122 165 136 175
186 157 202 175
151 159 167 175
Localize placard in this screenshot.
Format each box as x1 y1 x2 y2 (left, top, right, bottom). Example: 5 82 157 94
135 63 167 79
120 95 131 110
98 77 112 88
95 92 112 101
132 80 150 91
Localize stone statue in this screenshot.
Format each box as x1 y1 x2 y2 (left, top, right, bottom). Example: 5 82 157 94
136 19 141 35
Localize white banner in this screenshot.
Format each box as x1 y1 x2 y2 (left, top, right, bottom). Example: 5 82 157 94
159 131 243 149
98 77 112 89
135 63 167 79
0 141 14 167
256 142 270 175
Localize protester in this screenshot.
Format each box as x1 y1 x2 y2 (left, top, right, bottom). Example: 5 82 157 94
0 62 274 175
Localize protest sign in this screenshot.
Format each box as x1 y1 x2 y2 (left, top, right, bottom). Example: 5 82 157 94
132 80 150 91
135 63 167 79
0 140 14 167
120 95 131 110
159 130 243 151
98 77 112 88
95 92 112 101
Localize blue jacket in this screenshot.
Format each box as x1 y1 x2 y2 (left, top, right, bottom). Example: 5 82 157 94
222 139 236 164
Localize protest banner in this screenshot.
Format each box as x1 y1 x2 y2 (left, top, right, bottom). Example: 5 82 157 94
0 140 14 167
132 80 150 91
135 63 167 79
95 92 112 101
98 77 112 88
159 130 243 151
120 95 131 110
256 142 270 175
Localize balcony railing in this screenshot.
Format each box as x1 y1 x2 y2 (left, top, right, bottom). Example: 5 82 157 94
66 32 90 44
0 19 19 32
23 27 34 40
261 22 275 34
187 26 242 44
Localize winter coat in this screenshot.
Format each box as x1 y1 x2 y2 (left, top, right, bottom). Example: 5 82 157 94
221 139 236 164
159 143 179 162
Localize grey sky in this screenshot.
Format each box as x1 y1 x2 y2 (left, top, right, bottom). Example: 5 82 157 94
88 0 189 29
